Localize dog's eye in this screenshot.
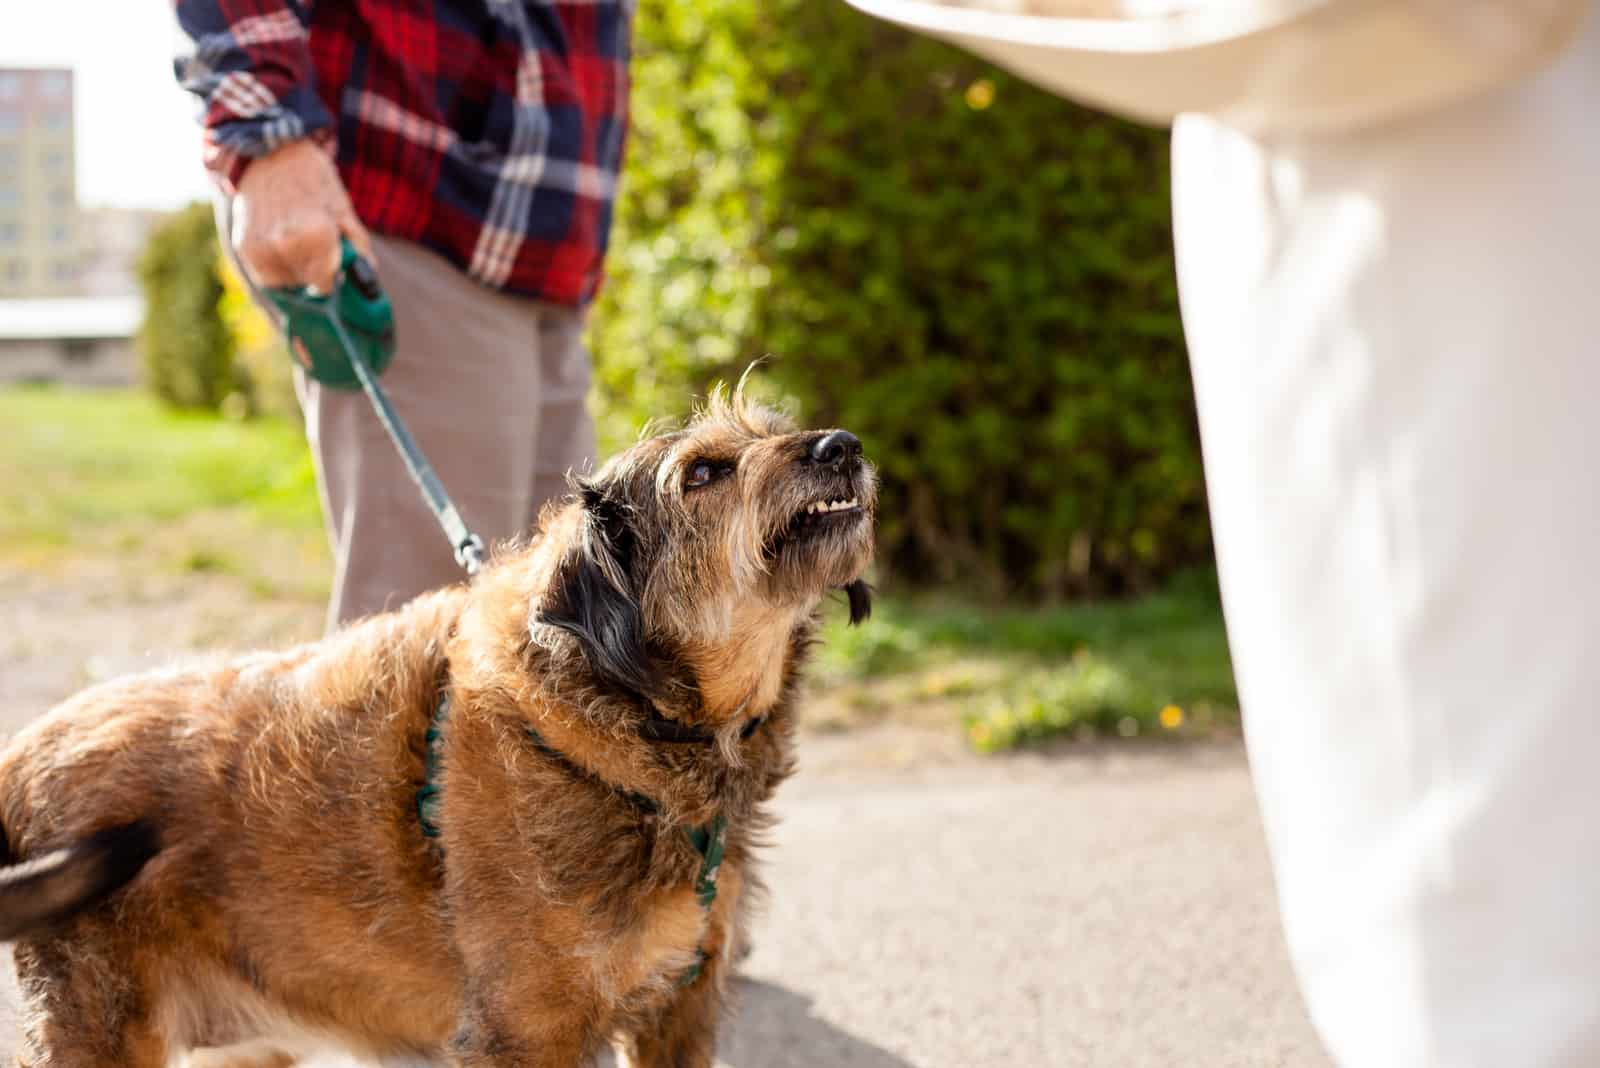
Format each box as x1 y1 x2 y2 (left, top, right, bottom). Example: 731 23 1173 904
685 460 728 490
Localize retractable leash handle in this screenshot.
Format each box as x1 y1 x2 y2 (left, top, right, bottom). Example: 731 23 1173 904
265 240 486 577
266 240 396 390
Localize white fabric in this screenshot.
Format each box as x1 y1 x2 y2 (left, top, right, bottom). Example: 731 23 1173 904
1172 12 1600 1066
845 0 1589 133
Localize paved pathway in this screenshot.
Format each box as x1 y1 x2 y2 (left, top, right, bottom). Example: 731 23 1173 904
709 732 1327 1067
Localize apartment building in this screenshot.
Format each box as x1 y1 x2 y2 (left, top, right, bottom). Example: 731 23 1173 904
0 68 80 298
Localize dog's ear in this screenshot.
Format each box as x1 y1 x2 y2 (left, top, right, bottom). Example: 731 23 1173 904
536 484 658 697
844 579 873 625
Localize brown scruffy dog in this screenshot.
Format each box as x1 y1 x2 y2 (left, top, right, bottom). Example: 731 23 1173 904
0 390 876 1067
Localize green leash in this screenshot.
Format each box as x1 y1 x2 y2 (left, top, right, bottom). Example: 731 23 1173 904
418 691 726 985
263 239 485 576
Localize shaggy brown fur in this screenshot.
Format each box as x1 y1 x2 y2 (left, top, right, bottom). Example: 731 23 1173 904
0 390 876 1067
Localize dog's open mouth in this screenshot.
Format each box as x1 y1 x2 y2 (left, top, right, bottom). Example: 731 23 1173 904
776 494 865 548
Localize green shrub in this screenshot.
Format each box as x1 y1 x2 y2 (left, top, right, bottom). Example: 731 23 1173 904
593 0 1209 598
812 572 1237 750
137 203 238 412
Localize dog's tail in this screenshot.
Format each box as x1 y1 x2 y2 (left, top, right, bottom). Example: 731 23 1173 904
0 820 159 941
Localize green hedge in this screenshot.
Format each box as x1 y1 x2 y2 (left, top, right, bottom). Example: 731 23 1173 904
137 203 239 413
592 1 1211 597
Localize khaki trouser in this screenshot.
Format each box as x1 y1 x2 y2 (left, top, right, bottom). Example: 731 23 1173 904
293 235 595 629
218 198 598 631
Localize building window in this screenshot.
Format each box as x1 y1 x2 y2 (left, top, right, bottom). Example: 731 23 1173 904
41 72 70 98
61 339 96 363
40 111 70 132
42 148 67 172
4 260 24 283
48 186 72 208
0 189 18 209
52 261 76 282
0 221 18 246
0 114 18 135
0 74 20 100
50 222 71 245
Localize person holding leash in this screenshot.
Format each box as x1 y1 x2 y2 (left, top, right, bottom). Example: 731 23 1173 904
174 0 631 629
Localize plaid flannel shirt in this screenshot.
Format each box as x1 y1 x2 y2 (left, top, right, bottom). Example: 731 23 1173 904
174 0 633 305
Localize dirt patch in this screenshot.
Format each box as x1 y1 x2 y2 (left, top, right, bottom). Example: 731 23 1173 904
0 561 323 730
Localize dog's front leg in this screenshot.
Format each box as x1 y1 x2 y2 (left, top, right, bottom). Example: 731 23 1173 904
615 952 728 1068
618 849 753 1068
448 996 595 1068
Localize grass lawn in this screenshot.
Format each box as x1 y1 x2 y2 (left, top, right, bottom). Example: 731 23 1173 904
0 384 328 599
1 384 1238 748
813 572 1237 749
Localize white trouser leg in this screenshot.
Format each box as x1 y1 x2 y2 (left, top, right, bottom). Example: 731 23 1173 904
1172 16 1600 1066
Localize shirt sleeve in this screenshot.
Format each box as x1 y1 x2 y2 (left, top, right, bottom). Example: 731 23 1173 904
172 0 335 192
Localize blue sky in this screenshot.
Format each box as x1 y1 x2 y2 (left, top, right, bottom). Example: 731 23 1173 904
1 0 214 209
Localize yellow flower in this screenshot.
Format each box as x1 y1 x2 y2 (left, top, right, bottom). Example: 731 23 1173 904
218 258 278 352
965 79 995 111
1159 704 1184 730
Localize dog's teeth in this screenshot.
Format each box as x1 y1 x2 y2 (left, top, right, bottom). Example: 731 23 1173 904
804 497 860 517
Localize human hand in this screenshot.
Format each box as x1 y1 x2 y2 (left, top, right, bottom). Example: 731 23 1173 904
230 139 375 293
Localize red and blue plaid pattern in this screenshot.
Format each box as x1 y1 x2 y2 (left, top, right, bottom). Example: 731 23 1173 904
175 0 632 305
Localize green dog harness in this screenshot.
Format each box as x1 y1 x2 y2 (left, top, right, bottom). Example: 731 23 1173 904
417 691 727 985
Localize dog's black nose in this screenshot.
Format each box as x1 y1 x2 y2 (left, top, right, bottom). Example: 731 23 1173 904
809 430 862 470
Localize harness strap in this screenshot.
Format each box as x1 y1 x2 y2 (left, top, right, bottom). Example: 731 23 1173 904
418 691 726 986
523 725 663 817
415 697 447 838
685 814 728 909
